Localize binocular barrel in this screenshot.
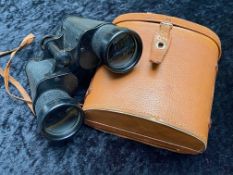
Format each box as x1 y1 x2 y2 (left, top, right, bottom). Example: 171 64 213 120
42 16 142 73
26 60 84 141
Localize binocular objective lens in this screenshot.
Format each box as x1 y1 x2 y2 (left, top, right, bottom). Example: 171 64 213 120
108 33 136 69
42 106 82 139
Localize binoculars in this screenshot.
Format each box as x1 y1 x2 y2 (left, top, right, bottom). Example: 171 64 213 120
26 16 142 140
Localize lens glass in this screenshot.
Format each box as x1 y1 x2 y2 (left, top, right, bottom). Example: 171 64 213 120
107 33 136 69
43 106 81 137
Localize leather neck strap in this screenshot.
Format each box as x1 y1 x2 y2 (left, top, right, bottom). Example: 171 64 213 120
0 34 35 114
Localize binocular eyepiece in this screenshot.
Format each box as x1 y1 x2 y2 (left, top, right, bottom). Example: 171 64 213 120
26 16 142 140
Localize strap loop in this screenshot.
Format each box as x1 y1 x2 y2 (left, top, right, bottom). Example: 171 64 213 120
150 21 173 64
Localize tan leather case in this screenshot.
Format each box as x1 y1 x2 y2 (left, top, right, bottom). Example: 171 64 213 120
83 13 221 154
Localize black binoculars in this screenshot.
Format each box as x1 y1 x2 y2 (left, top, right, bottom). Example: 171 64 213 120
26 16 142 140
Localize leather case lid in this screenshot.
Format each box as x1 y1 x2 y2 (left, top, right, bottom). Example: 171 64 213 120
113 13 221 59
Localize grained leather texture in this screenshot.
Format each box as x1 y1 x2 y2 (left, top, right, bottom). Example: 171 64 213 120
83 13 222 154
